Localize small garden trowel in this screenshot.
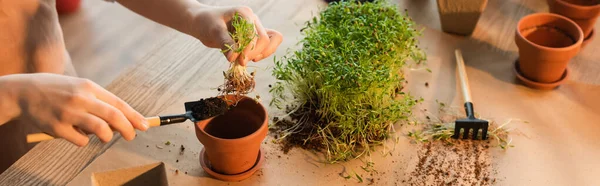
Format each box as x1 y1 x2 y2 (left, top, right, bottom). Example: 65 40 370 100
452 49 489 140
26 100 215 143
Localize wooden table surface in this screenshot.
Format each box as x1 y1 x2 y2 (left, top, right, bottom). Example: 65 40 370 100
1 0 599 185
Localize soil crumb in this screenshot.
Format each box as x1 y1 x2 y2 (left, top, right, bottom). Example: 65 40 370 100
190 97 230 120
404 140 495 186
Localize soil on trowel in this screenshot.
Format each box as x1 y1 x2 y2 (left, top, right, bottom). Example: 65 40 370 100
403 140 496 186
190 97 230 120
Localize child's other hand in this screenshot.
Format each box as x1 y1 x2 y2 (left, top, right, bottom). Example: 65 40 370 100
189 6 283 66
2 73 148 147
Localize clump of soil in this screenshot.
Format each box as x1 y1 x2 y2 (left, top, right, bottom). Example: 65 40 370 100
190 97 230 120
218 70 256 96
270 102 328 153
404 140 496 185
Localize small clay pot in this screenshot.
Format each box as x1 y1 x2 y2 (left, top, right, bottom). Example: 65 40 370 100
436 0 489 35
515 13 583 89
56 0 82 15
194 95 267 177
547 0 600 43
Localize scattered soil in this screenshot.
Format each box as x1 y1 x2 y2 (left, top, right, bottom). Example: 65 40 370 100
425 82 429 87
404 140 496 186
190 97 230 120
180 145 185 155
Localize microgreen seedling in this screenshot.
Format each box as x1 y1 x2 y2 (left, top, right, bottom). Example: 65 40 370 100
270 0 426 162
219 13 258 97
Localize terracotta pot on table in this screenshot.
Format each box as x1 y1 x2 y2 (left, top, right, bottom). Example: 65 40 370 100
194 95 267 182
547 0 600 47
514 13 583 90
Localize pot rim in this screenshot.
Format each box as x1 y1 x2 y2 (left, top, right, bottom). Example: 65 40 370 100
516 13 583 52
555 0 600 11
195 95 268 142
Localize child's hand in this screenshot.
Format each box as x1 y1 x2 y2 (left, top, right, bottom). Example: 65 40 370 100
0 73 148 147
189 6 283 66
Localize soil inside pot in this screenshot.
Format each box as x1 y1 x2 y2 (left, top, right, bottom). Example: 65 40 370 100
190 97 230 121
203 99 263 139
521 26 575 48
562 0 600 6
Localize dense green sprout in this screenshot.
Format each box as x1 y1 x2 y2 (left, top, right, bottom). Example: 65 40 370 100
270 0 426 162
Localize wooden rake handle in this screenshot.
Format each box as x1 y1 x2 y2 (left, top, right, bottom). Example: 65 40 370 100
26 117 162 143
455 49 473 103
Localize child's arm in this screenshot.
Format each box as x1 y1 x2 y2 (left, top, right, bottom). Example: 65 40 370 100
112 0 283 65
0 78 20 126
110 0 202 38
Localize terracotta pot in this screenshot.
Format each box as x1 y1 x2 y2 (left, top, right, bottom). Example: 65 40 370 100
547 0 600 41
514 13 583 88
436 0 488 35
56 0 81 15
194 95 267 176
582 29 595 47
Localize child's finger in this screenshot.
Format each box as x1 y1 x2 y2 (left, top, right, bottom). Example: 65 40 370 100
253 29 283 62
54 125 90 147
220 30 240 63
246 15 270 62
234 13 258 66
73 113 113 143
87 98 136 141
88 82 147 134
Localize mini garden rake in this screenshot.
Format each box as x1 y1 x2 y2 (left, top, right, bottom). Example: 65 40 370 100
452 49 488 140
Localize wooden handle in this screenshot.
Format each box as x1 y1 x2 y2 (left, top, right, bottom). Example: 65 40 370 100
26 116 162 143
454 49 472 103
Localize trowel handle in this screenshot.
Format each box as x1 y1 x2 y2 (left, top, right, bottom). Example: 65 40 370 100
25 115 187 143
455 49 475 118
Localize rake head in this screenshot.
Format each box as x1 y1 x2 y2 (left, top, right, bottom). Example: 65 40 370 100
452 102 489 140
453 118 489 140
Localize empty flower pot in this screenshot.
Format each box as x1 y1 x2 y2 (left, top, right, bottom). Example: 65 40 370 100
514 13 583 89
547 0 600 47
436 0 488 35
194 95 267 181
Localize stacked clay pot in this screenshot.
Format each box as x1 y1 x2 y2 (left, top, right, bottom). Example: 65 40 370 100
547 0 600 47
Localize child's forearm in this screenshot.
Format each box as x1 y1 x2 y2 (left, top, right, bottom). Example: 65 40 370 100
0 76 21 126
114 0 207 36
